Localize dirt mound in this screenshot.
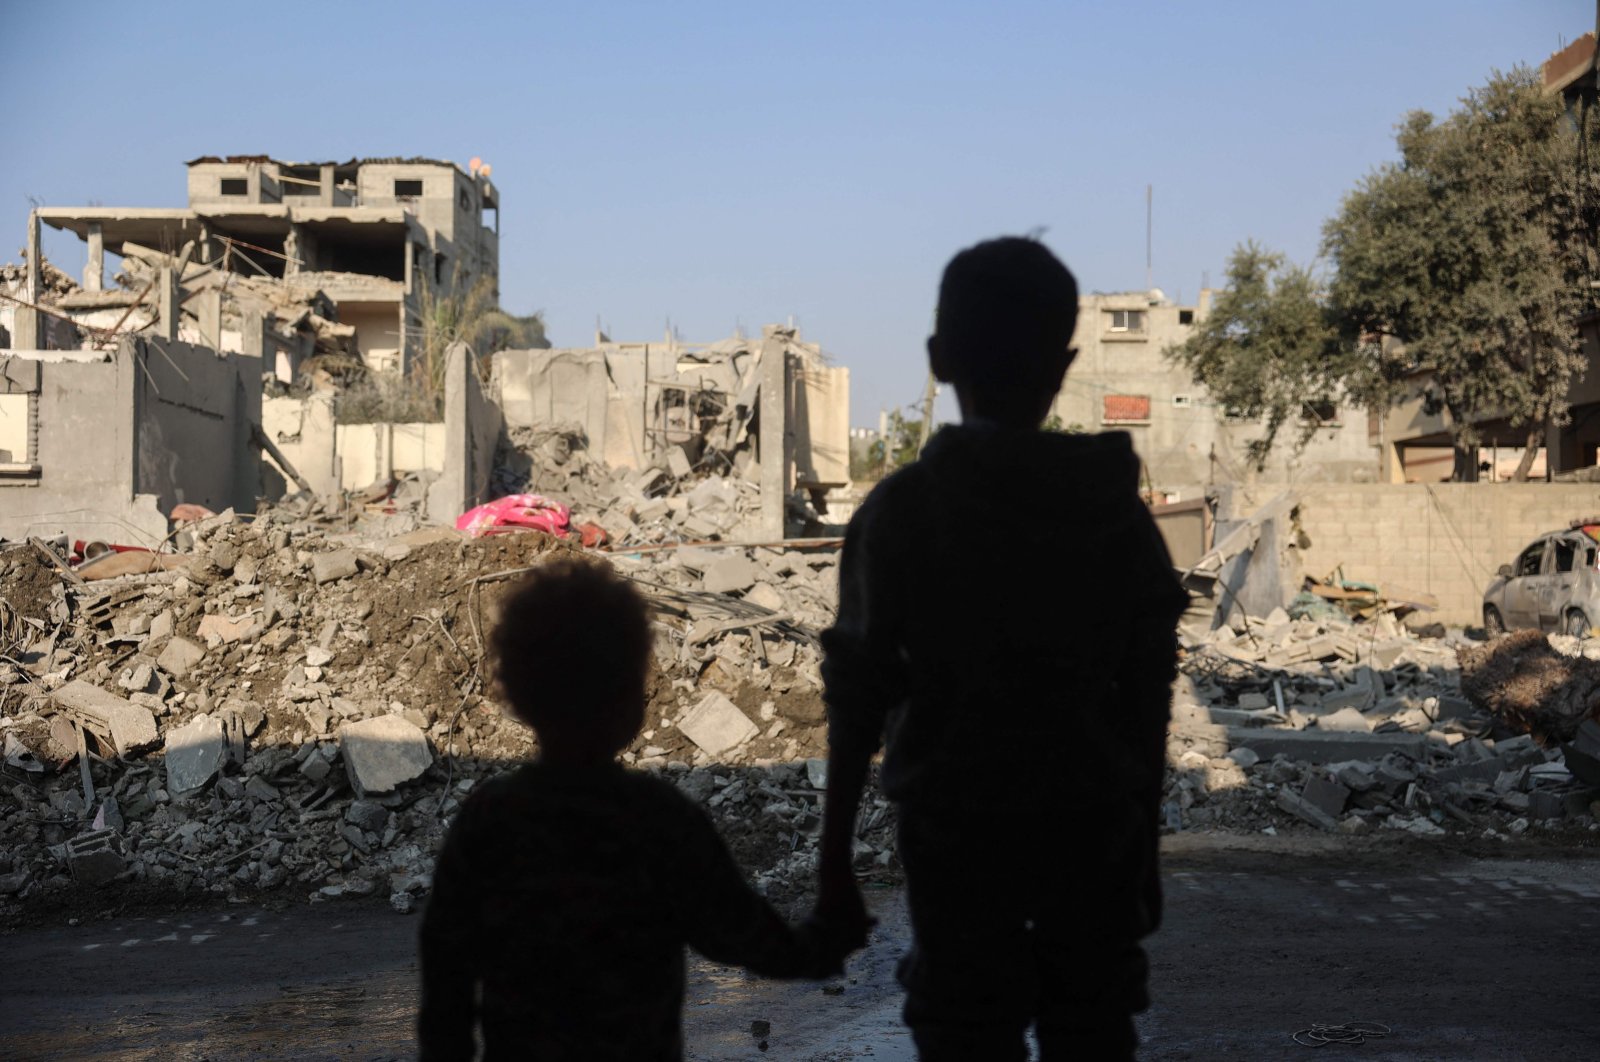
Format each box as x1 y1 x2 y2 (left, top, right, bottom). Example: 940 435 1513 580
1457 629 1600 744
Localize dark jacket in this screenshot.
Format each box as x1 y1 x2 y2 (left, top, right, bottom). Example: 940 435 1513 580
822 424 1188 814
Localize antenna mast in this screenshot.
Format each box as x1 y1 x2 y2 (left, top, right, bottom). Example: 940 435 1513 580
1145 184 1153 290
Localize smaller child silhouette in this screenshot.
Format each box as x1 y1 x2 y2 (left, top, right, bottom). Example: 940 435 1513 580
420 557 854 1061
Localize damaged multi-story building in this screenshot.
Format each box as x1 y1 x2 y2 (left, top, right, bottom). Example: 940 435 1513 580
0 154 850 547
1050 289 1378 500
11 155 501 377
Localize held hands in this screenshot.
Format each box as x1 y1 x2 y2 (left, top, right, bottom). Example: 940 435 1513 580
802 866 875 977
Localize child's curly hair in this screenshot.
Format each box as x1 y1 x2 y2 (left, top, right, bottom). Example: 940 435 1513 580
490 557 654 730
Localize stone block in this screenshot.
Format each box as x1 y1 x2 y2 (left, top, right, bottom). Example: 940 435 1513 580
313 549 359 584
1529 788 1569 821
157 636 206 679
1226 747 1260 769
1302 774 1351 818
164 714 226 795
340 715 433 796
197 613 258 645
1229 727 1427 764
346 799 390 832
666 446 693 479
66 830 124 886
678 691 759 757
50 681 158 755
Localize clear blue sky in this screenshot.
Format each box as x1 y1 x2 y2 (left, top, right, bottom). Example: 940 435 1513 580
3 1 1589 425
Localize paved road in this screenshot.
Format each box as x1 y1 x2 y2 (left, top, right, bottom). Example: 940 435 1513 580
3 841 1597 1060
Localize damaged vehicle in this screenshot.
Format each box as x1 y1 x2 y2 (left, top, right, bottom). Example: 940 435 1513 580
1482 521 1600 636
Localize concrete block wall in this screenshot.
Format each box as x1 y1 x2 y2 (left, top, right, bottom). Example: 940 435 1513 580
1249 484 1600 625
0 337 260 546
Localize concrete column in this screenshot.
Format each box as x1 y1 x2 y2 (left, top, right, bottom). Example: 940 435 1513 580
758 334 787 540
24 210 40 304
197 224 213 265
284 225 304 276
14 210 42 348
85 222 104 292
157 267 178 342
197 288 222 350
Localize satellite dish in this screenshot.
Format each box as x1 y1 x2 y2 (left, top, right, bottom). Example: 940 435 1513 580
1148 287 1166 304
469 156 483 174
480 163 492 178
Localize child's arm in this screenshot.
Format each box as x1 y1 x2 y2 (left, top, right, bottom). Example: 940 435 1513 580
676 801 865 979
418 811 481 1062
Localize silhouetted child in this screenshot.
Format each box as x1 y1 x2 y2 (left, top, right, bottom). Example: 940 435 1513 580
815 237 1188 1060
420 558 853 1060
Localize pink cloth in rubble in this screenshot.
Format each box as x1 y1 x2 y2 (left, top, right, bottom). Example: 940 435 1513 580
455 494 572 538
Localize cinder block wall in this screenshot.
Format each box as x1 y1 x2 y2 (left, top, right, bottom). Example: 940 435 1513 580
1284 484 1600 625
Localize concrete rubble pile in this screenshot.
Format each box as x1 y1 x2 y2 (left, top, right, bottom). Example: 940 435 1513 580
490 425 781 547
0 510 871 913
1169 606 1600 838
4 251 358 364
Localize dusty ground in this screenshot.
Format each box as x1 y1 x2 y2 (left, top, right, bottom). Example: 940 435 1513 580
2 833 1596 1061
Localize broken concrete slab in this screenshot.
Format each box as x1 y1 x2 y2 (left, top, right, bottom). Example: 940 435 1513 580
701 555 763 595
164 713 226 795
157 635 205 679
743 582 787 612
1229 727 1428 764
50 680 158 755
1276 787 1340 830
340 715 432 796
678 691 760 757
312 549 359 584
1315 707 1374 733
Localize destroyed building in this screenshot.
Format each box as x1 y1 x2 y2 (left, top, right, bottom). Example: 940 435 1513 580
8 155 503 376
1050 291 1378 499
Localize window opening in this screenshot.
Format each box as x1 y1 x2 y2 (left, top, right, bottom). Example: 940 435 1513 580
395 178 424 198
1556 539 1577 573
220 178 248 196
1102 394 1151 423
1107 309 1145 332
1517 543 1546 577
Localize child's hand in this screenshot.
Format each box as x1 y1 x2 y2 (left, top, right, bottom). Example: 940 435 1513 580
802 871 874 976
800 907 874 978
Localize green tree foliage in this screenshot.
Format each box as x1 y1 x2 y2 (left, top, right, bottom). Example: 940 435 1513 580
414 270 548 401
1323 67 1594 481
1165 242 1344 469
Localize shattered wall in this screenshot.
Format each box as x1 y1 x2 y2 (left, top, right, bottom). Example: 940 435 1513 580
0 337 260 545
492 328 849 491
133 336 261 520
790 362 849 490
1225 483 1600 625
261 394 444 498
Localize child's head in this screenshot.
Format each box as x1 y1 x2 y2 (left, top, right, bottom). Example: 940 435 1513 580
491 557 653 762
928 236 1078 427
